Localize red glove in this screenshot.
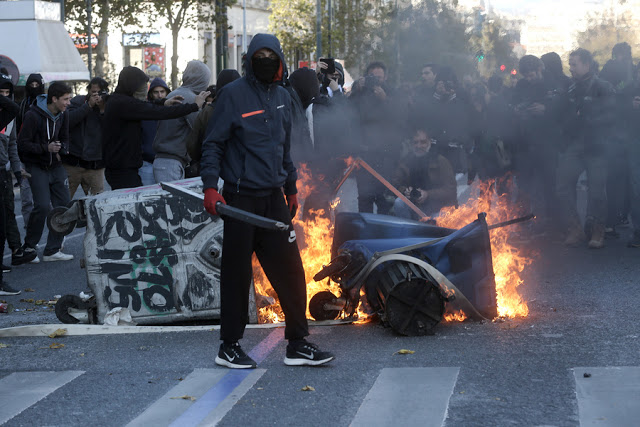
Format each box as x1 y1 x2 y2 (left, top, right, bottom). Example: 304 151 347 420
286 194 299 219
204 188 226 215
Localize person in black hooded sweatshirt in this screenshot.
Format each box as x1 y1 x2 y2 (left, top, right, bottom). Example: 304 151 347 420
201 34 334 369
102 66 209 189
16 73 45 228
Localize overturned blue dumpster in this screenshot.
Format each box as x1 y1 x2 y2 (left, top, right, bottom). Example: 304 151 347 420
310 212 498 335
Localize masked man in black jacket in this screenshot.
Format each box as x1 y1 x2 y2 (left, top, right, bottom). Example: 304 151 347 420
201 34 334 369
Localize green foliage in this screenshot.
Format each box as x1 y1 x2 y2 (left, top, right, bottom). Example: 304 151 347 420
268 0 516 83
576 7 639 69
469 17 517 78
65 0 146 80
144 0 236 88
268 0 316 66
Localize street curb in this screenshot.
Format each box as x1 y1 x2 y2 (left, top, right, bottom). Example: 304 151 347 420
0 319 354 337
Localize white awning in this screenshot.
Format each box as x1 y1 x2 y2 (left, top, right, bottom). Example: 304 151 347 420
0 6 90 84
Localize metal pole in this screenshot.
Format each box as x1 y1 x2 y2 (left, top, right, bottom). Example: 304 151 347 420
59 0 65 22
327 0 332 57
316 0 322 60
87 0 92 79
242 0 247 54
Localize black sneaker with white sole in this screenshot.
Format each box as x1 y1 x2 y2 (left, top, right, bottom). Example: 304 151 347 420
284 340 334 366
0 282 21 296
215 342 257 369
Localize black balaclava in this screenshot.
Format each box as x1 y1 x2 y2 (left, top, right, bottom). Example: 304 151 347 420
289 67 319 109
0 73 13 98
25 73 45 99
252 56 280 84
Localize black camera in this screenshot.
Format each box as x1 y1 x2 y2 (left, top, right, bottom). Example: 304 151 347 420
364 75 379 88
319 58 335 74
409 188 422 203
98 90 109 99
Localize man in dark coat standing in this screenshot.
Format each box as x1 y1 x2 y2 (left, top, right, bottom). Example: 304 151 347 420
201 33 334 369
102 66 208 189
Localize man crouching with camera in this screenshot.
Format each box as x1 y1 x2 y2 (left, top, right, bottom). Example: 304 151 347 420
63 77 109 198
392 127 458 220
17 81 74 263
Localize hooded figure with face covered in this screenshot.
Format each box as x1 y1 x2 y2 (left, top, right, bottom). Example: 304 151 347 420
152 60 211 182
201 34 334 369
102 66 208 190
16 73 44 133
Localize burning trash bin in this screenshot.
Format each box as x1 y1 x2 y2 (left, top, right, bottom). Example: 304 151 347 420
49 178 261 325
310 212 515 336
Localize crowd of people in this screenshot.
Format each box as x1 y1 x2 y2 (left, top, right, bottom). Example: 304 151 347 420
0 39 638 299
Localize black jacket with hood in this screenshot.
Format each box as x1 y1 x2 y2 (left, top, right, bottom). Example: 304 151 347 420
0 72 19 130
200 33 297 196
103 66 199 170
17 73 45 133
17 94 69 169
65 93 105 168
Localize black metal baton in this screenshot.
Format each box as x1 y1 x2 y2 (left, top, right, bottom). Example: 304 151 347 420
160 182 289 232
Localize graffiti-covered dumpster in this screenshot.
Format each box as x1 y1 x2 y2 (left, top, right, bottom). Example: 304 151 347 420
51 178 258 325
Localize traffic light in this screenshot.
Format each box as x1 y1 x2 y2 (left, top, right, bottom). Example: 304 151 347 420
511 69 517 75
476 50 485 62
499 64 506 72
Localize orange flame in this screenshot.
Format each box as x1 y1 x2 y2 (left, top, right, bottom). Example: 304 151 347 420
437 178 531 319
253 170 531 324
444 310 468 322
253 164 342 323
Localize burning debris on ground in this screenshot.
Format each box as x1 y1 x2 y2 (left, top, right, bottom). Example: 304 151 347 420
252 160 535 335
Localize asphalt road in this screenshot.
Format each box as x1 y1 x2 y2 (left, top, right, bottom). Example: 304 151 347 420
1 182 639 427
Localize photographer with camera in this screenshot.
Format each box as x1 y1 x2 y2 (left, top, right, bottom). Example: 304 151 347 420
392 128 457 219
16 82 74 263
64 77 109 198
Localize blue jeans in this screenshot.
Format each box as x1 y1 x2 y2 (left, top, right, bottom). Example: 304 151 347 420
153 157 184 183
23 163 70 256
138 161 155 186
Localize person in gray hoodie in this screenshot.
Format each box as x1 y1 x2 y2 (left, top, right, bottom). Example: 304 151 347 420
152 60 211 182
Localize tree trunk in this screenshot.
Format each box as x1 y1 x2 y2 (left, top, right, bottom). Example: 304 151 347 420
171 24 180 89
95 0 111 78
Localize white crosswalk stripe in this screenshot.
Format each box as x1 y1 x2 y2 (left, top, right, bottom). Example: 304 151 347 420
5 366 640 426
574 366 640 427
0 370 85 425
126 368 266 427
350 367 460 427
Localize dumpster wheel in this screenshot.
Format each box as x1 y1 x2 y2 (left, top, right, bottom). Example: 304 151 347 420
309 291 342 321
47 207 77 236
385 277 445 336
55 295 96 324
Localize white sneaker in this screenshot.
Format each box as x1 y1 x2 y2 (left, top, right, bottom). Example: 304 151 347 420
30 256 40 264
42 251 74 262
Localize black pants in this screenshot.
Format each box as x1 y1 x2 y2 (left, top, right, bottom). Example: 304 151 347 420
105 168 142 190
220 189 308 342
1 171 20 251
0 171 6 281
24 163 70 255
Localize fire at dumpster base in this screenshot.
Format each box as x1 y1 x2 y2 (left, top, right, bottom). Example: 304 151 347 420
252 163 534 335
